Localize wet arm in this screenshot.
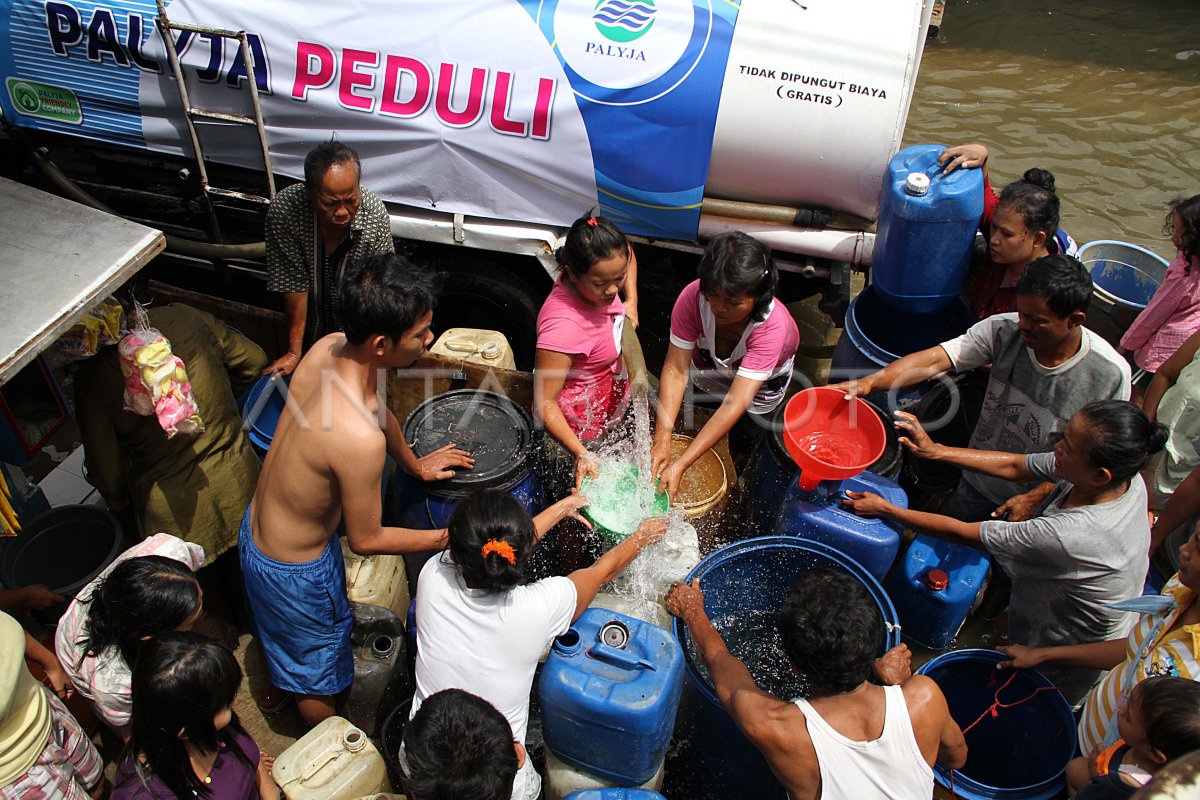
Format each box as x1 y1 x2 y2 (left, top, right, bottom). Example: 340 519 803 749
339 435 446 554
1151 466 1200 557
567 520 666 618
1000 639 1128 671
833 345 954 397
1143 328 1200 423
534 349 588 459
653 343 692 442
888 506 984 546
670 375 760 476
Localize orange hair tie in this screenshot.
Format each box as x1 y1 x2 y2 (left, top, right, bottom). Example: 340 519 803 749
481 539 517 565
586 216 598 228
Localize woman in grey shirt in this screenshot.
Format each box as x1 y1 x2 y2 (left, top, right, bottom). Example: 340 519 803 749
847 400 1167 702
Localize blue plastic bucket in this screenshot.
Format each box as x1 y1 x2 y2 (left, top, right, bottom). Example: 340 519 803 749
392 390 543 529
239 373 289 459
918 649 1076 800
741 399 901 537
830 285 972 413
1079 239 1169 347
672 537 900 799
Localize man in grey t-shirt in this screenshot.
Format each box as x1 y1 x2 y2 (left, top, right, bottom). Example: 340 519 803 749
835 255 1130 522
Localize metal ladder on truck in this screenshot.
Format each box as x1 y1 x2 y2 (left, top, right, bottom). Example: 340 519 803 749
154 0 275 242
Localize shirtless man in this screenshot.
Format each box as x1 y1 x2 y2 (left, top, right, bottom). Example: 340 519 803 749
667 569 967 800
240 252 474 726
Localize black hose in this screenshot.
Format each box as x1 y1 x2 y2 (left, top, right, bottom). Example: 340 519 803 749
28 147 267 260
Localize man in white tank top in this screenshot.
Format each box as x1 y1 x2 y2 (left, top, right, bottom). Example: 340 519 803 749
667 570 967 800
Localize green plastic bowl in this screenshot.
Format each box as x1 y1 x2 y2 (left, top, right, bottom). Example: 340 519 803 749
581 464 669 543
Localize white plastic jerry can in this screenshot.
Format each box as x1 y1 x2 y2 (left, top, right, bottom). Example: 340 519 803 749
273 717 391 800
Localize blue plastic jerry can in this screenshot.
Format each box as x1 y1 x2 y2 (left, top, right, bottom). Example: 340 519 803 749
539 609 684 786
774 470 907 581
886 534 991 650
873 143 985 314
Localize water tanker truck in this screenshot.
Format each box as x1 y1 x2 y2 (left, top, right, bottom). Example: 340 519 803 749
0 0 936 365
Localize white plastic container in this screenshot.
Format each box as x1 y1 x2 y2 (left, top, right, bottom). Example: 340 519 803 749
544 747 665 800
609 516 701 612
428 328 517 371
589 591 671 632
340 539 411 621
273 717 391 800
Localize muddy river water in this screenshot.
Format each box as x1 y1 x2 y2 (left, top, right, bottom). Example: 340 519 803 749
903 0 1200 255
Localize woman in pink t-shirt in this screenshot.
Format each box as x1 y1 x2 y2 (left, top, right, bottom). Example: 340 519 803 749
652 232 800 499
1120 195 1200 400
535 214 638 491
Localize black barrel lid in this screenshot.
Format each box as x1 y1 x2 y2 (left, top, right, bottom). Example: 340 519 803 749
402 390 533 497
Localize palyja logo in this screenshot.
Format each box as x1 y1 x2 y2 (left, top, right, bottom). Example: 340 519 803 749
554 0 694 93
593 0 656 43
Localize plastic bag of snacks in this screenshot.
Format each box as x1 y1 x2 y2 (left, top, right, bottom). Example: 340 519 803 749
118 306 204 437
56 298 124 360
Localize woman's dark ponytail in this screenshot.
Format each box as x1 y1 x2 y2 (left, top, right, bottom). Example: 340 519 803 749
1078 400 1167 484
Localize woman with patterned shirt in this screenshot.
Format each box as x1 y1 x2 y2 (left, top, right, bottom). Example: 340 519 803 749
997 522 1200 756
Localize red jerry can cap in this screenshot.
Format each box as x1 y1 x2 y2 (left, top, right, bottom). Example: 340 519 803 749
925 568 949 591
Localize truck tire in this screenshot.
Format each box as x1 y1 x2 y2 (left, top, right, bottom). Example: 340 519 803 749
429 257 548 371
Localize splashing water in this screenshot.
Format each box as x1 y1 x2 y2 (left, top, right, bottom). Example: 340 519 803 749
584 390 702 626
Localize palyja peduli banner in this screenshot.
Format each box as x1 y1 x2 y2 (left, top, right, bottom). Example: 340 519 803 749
0 0 740 239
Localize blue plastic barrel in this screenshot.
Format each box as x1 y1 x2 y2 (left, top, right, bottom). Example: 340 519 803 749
829 285 972 412
918 650 1075 800
564 791 666 800
742 399 901 537
773 471 907 581
392 390 544 528
872 143 985 313
541 609 684 785
672 537 900 799
886 534 991 650
239 373 289 459
1079 240 1170 348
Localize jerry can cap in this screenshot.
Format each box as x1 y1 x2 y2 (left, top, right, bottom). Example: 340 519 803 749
925 568 949 591
905 172 930 196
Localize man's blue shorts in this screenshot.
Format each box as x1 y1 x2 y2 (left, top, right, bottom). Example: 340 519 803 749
238 507 353 696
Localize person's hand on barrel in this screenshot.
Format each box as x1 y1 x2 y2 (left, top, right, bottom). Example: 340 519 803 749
666 578 704 621
893 411 941 460
262 351 300 376
874 643 913 685
842 490 897 518
937 143 989 174
994 644 1046 670
0 584 64 614
574 453 600 490
829 374 880 401
414 443 475 481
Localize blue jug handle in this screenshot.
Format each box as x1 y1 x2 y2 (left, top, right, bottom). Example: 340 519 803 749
587 643 658 672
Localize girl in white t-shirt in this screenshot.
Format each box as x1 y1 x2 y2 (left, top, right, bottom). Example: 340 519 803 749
411 490 666 800
652 232 800 498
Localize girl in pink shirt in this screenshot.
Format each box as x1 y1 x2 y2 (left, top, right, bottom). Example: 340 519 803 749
535 214 638 491
1121 195 1200 394
653 232 800 498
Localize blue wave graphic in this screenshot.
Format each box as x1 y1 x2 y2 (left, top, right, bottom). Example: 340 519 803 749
593 0 656 32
